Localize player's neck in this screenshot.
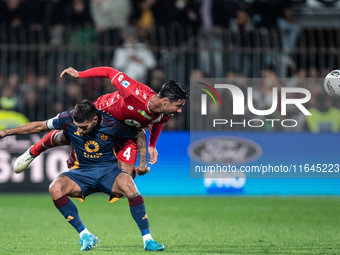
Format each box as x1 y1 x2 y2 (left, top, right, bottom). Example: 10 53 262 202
148 95 162 114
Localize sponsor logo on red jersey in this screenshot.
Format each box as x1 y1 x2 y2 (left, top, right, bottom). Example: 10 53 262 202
118 74 124 82
121 80 130 88
137 109 152 119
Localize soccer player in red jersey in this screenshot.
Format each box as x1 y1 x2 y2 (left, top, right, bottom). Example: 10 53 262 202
14 66 189 176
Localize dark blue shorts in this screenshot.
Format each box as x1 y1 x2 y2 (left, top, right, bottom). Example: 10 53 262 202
62 164 122 198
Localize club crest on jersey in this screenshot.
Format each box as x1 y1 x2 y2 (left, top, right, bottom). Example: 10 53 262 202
124 119 141 128
121 80 130 88
137 109 152 119
100 134 109 141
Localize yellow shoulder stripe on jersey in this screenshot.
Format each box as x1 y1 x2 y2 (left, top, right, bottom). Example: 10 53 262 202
100 114 104 125
101 109 113 117
71 151 80 169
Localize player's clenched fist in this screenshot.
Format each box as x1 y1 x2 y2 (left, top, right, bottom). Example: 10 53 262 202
137 166 150 176
60 67 79 78
0 130 7 139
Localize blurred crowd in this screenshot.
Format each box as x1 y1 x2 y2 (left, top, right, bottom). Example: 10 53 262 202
0 0 339 132
0 0 300 50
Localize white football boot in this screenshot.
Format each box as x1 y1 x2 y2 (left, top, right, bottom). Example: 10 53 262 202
14 146 36 173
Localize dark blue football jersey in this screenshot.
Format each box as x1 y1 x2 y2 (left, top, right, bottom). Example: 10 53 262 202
46 109 138 168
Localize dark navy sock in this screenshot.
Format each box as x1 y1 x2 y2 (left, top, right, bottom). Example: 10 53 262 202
53 195 85 233
128 195 150 234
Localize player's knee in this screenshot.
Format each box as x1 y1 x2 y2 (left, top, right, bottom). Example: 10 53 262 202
49 180 63 196
125 180 137 194
124 179 137 193
118 174 138 196
53 131 69 146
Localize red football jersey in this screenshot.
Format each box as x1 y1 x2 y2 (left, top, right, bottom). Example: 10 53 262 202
78 67 169 146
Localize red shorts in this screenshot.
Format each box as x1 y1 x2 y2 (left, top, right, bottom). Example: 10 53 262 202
114 137 138 165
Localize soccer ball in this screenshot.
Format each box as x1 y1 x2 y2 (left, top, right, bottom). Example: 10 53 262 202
324 70 340 98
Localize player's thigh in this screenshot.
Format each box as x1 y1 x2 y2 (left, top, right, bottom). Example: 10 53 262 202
49 174 82 199
111 172 139 198
115 138 138 166
117 159 136 178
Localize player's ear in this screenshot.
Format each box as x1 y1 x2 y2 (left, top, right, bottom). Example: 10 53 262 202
162 97 170 105
93 115 98 122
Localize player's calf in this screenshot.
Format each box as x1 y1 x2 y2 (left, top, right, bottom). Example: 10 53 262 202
51 183 97 251
128 194 164 251
111 174 164 251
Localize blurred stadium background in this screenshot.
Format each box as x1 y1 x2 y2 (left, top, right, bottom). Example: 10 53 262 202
1 0 340 253
1 0 340 129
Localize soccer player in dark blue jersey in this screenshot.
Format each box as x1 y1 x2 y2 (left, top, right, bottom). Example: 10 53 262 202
0 99 164 252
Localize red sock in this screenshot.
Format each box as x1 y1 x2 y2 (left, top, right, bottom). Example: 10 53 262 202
30 130 60 156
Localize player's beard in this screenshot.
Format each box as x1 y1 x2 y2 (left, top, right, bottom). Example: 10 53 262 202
165 113 174 117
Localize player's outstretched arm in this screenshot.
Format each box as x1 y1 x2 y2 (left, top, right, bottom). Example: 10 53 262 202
136 129 150 176
0 121 48 139
61 66 118 80
60 67 79 78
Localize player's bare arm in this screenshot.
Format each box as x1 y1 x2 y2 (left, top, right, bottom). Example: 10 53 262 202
60 67 79 78
117 160 135 177
136 129 150 176
0 121 48 139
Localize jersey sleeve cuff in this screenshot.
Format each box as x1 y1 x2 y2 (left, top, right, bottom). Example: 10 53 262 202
46 114 59 129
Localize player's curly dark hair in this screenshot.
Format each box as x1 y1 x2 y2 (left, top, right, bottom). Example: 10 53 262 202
159 80 189 102
73 99 97 123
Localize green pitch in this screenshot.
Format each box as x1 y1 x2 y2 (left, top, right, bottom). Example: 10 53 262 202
0 194 340 254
